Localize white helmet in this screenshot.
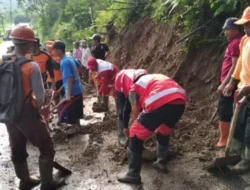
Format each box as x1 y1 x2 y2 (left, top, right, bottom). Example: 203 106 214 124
133 69 147 82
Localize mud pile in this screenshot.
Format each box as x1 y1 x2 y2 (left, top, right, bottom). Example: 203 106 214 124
109 18 224 154
81 112 117 162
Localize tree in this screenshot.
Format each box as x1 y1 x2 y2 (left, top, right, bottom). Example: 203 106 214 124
14 14 31 24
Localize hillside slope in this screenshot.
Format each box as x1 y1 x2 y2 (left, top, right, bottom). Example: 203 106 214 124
109 18 225 153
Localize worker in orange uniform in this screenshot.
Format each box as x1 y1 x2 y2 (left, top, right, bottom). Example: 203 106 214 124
2 26 65 190
117 74 186 184
87 57 118 111
224 7 250 174
46 41 65 100
26 38 55 88
52 55 64 98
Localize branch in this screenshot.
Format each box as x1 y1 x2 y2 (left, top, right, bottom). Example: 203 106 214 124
105 6 144 11
113 0 144 5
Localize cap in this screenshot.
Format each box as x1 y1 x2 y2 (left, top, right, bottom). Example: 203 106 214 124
52 41 66 51
87 57 98 70
222 17 239 30
235 7 250 25
90 34 101 41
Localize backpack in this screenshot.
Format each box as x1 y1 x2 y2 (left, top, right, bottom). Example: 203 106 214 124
0 57 31 124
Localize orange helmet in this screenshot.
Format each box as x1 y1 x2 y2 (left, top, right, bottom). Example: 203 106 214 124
45 41 54 47
10 25 36 42
235 7 250 25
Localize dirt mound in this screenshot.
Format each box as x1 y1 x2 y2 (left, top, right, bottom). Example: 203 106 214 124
92 102 107 112
81 113 117 163
109 17 223 154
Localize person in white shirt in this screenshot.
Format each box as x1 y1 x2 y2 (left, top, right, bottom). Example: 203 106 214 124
81 40 92 82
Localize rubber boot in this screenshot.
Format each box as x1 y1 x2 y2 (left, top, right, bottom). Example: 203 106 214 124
102 96 109 112
232 147 250 174
97 94 102 104
13 161 40 190
216 121 230 148
39 158 66 190
118 120 126 145
153 142 169 172
230 138 244 155
115 98 119 116
117 149 142 184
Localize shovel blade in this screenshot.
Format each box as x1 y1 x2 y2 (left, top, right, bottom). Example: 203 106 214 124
213 155 241 167
53 161 72 175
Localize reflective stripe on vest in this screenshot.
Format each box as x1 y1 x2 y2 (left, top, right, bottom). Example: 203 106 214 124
144 88 186 108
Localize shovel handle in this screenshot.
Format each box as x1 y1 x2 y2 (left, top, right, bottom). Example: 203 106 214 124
234 90 246 107
225 96 246 156
50 99 67 113
124 138 129 149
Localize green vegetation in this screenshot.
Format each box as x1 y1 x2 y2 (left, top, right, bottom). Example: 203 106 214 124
16 0 250 49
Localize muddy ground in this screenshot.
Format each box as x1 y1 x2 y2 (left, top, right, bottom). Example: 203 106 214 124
1 90 250 190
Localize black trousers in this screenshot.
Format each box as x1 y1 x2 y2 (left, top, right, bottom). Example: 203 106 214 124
234 98 250 149
116 91 131 128
218 94 234 122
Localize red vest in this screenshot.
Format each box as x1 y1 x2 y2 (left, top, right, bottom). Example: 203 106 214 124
115 69 137 97
130 74 186 111
96 59 119 95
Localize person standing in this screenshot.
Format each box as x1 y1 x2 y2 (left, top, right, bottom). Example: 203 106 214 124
224 7 250 173
26 38 55 89
2 26 65 190
73 41 83 77
45 41 65 100
216 18 242 148
90 34 110 60
72 41 82 62
81 40 92 82
52 41 84 127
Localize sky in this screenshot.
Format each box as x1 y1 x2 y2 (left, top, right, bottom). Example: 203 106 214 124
1 0 18 9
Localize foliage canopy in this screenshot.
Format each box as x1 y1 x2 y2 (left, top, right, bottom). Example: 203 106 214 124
16 0 250 49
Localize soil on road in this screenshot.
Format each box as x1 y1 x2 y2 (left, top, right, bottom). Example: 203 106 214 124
0 91 250 190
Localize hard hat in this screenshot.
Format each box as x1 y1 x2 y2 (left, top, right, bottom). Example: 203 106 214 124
133 69 148 82
45 41 54 48
90 34 101 41
235 7 250 25
222 17 239 30
10 25 36 42
87 57 98 70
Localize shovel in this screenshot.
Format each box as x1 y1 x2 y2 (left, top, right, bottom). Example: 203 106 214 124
53 161 72 176
210 96 246 168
